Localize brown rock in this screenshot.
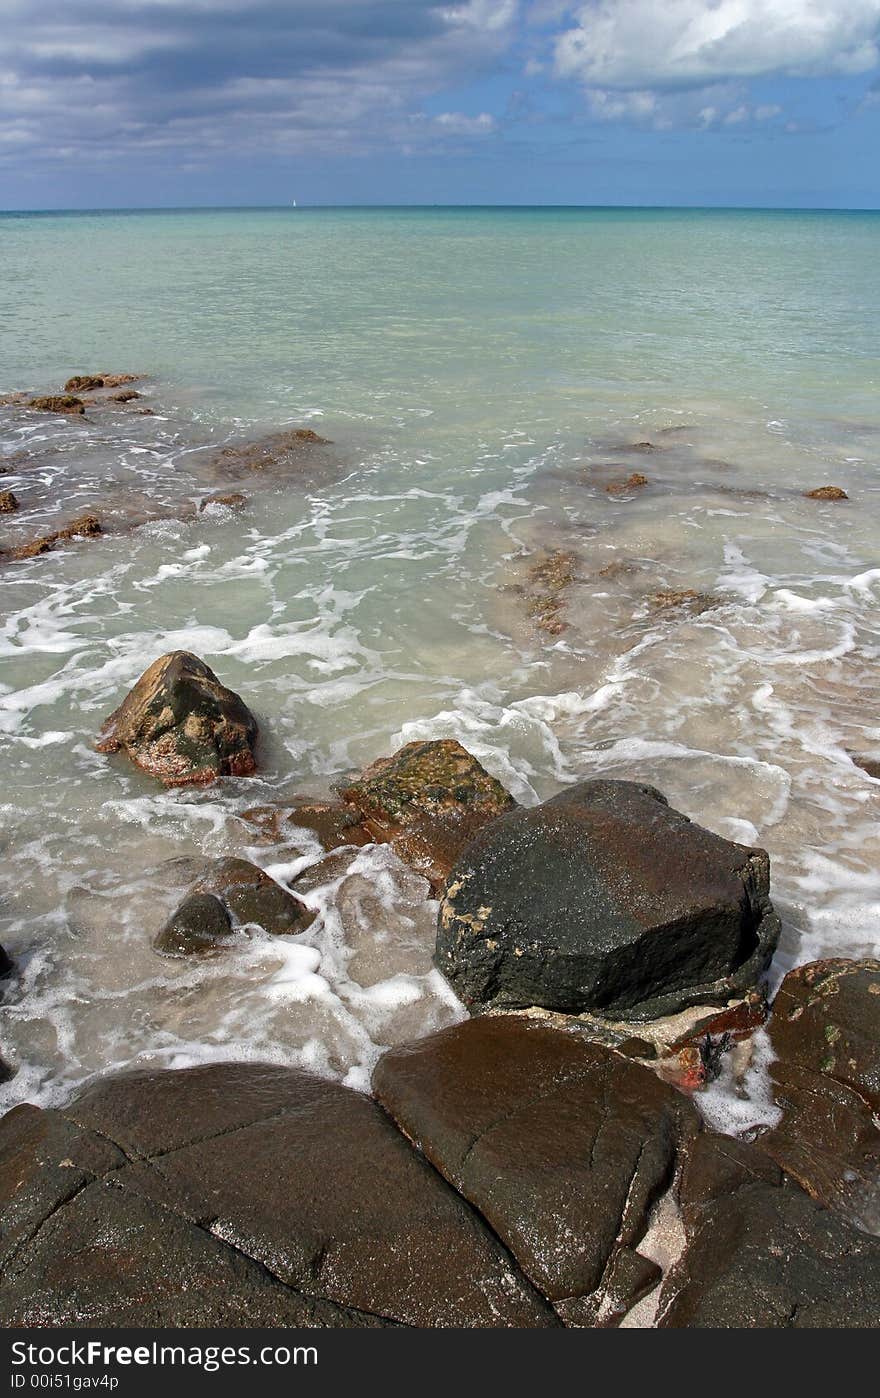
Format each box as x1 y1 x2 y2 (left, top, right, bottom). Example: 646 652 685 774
110 390 140 403
606 472 649 494
759 958 880 1231
199 491 247 511
64 376 104 393
341 739 516 891
240 799 373 850
99 374 140 388
7 514 101 561
0 491 18 513
805 486 848 500
27 396 85 415
650 588 720 615
658 1133 880 1327
373 1015 701 1305
170 856 315 943
96 650 258 787
54 1063 556 1328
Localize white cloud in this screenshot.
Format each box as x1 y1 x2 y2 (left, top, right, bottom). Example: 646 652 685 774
433 110 497 133
555 0 880 90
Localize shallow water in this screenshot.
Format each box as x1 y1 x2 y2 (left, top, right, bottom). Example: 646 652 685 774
1 207 879 1120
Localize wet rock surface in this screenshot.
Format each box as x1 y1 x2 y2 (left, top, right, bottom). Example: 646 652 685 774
155 857 315 954
27 395 85 415
340 739 516 891
805 485 848 500
658 1133 880 1327
373 1015 700 1304
0 491 18 513
96 650 258 787
4 513 101 562
758 959 880 1232
0 1064 556 1328
436 779 780 1018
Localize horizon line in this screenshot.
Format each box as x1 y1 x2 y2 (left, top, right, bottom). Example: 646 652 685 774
2 201 880 215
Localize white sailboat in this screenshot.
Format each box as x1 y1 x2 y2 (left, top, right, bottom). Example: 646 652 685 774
291 198 297 208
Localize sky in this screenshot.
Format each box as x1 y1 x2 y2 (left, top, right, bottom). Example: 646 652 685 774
2 0 880 209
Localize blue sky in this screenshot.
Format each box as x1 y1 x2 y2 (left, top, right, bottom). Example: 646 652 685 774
2 1 880 209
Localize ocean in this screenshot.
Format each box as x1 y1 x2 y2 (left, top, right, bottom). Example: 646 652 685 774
1 206 879 1127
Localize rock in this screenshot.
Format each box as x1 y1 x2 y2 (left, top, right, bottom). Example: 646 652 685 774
0 491 18 513
0 1175 386 1328
758 959 880 1232
96 650 258 786
0 944 13 978
27 395 85 415
206 427 331 479
658 1133 880 1327
110 390 140 403
436 779 780 1019
64 375 104 393
154 892 234 956
520 550 578 635
606 472 649 494
199 491 247 511
850 753 880 779
341 740 516 891
373 1015 700 1306
99 373 140 388
0 1103 127 1272
7 513 101 561
240 798 373 850
649 588 720 615
611 441 658 453
805 486 848 500
13 1063 557 1328
155 858 315 955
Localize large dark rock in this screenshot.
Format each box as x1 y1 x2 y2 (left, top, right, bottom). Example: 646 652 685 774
96 651 258 787
658 1133 880 1327
0 1178 387 1328
759 959 880 1233
2 1064 555 1329
0 944 12 978
372 1015 700 1306
340 739 516 891
436 779 780 1018
154 858 315 955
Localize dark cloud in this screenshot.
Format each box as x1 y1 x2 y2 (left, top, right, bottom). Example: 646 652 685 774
0 1 518 170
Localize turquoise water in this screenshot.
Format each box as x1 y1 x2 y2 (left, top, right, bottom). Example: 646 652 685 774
1 208 879 1120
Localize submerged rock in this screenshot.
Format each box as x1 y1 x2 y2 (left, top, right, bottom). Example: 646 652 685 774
649 588 720 615
0 1064 556 1328
805 485 848 500
658 1133 880 1327
606 471 649 495
7 513 101 562
154 892 235 957
109 390 140 403
96 650 258 787
373 1015 700 1306
436 778 780 1019
99 373 140 388
341 739 516 891
27 395 85 415
240 798 373 850
199 491 247 511
758 958 880 1233
155 857 315 956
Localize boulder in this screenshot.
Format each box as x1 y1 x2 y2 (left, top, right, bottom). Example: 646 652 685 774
96 651 258 786
373 1015 700 1305
658 1133 880 1327
758 959 880 1232
155 858 315 954
0 944 12 978
340 739 516 891
27 396 85 415
0 491 18 513
110 390 140 403
1 1064 557 1328
436 779 780 1019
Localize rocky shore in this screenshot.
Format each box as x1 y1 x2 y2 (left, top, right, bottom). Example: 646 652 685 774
0 646 878 1328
